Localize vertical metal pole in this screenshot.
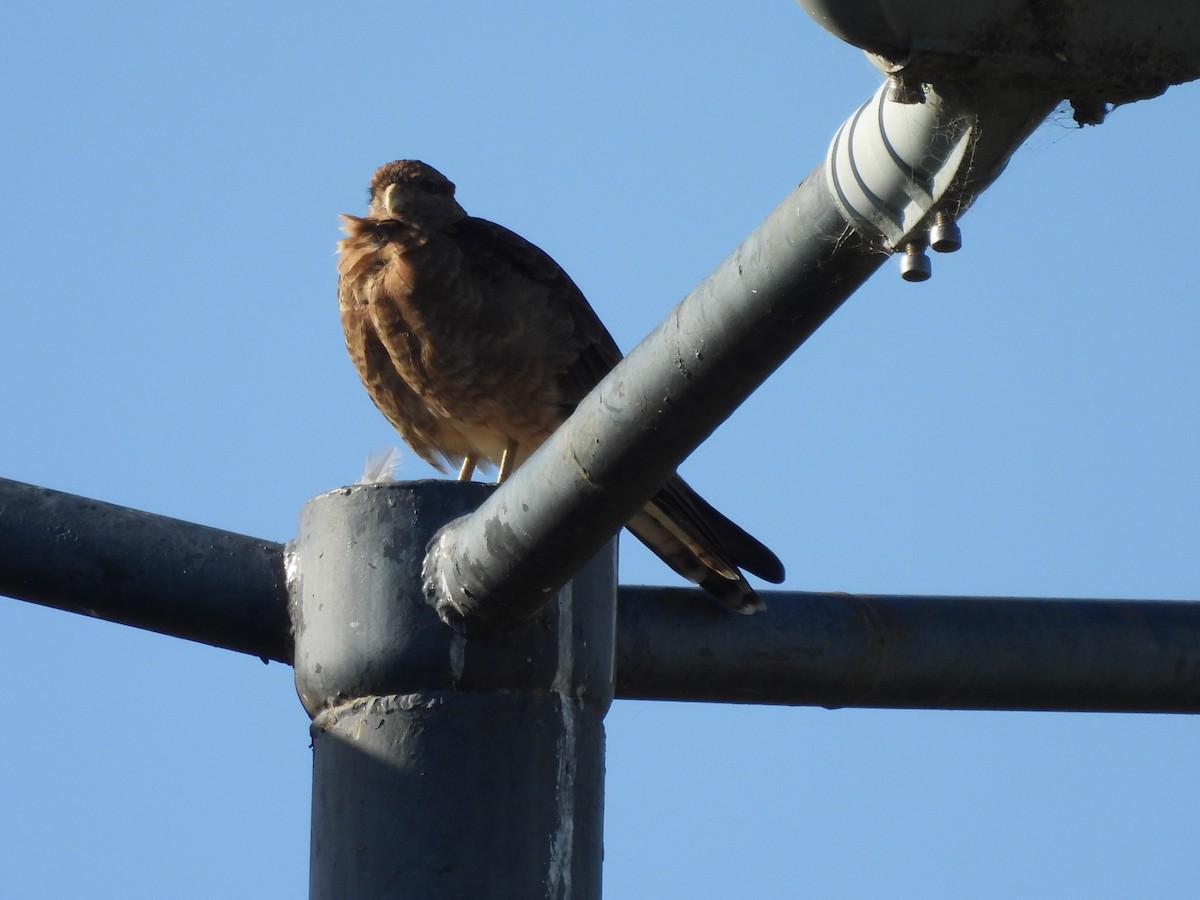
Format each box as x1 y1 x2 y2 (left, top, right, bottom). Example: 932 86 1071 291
289 481 616 899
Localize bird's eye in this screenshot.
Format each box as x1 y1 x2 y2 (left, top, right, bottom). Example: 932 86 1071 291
421 179 445 194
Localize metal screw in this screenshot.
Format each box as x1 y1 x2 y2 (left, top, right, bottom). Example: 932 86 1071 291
886 75 926 105
899 239 932 282
929 210 962 253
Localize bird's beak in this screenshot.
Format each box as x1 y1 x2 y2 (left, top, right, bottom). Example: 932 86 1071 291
381 182 399 217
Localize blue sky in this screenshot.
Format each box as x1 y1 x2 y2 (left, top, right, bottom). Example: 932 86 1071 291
2 3 1198 897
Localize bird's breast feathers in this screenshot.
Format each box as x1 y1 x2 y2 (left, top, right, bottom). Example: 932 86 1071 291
337 213 570 449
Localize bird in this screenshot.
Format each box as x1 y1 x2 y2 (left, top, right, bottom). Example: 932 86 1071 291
337 159 784 612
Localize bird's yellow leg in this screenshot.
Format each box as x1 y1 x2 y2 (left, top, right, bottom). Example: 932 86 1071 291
496 439 519 484
457 455 477 482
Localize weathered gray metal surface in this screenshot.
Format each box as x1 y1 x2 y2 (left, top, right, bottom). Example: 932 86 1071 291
617 588 1200 713
290 482 615 899
0 476 290 662
424 167 886 630
310 692 605 899
422 76 1056 631
798 0 1200 110
7 475 1199 715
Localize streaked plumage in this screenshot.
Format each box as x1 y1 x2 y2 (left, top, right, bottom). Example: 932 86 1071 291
337 160 783 612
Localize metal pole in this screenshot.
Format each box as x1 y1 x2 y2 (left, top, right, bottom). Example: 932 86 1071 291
424 84 1054 630
424 166 882 630
7 473 1200 714
289 481 616 899
616 588 1200 713
0 476 290 662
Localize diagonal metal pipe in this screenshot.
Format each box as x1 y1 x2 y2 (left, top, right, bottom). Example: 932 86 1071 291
423 83 1055 630
421 164 880 632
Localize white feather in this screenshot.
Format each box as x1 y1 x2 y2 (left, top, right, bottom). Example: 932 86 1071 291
359 447 402 484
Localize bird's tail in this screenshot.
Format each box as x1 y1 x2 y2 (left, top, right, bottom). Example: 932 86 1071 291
625 475 784 614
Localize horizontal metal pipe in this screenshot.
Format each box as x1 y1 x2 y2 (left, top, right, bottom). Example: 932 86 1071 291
9 476 1196 714
0 477 292 663
616 587 1200 713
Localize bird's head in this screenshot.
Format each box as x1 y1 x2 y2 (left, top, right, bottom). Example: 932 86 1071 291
367 160 467 226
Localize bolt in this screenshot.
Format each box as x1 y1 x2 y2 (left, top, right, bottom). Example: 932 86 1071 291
899 239 931 282
886 75 926 105
929 210 962 253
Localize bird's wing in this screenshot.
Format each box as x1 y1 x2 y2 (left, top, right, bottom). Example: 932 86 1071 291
449 217 622 408
450 216 785 612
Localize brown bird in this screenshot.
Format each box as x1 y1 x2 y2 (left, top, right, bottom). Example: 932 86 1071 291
337 160 784 612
